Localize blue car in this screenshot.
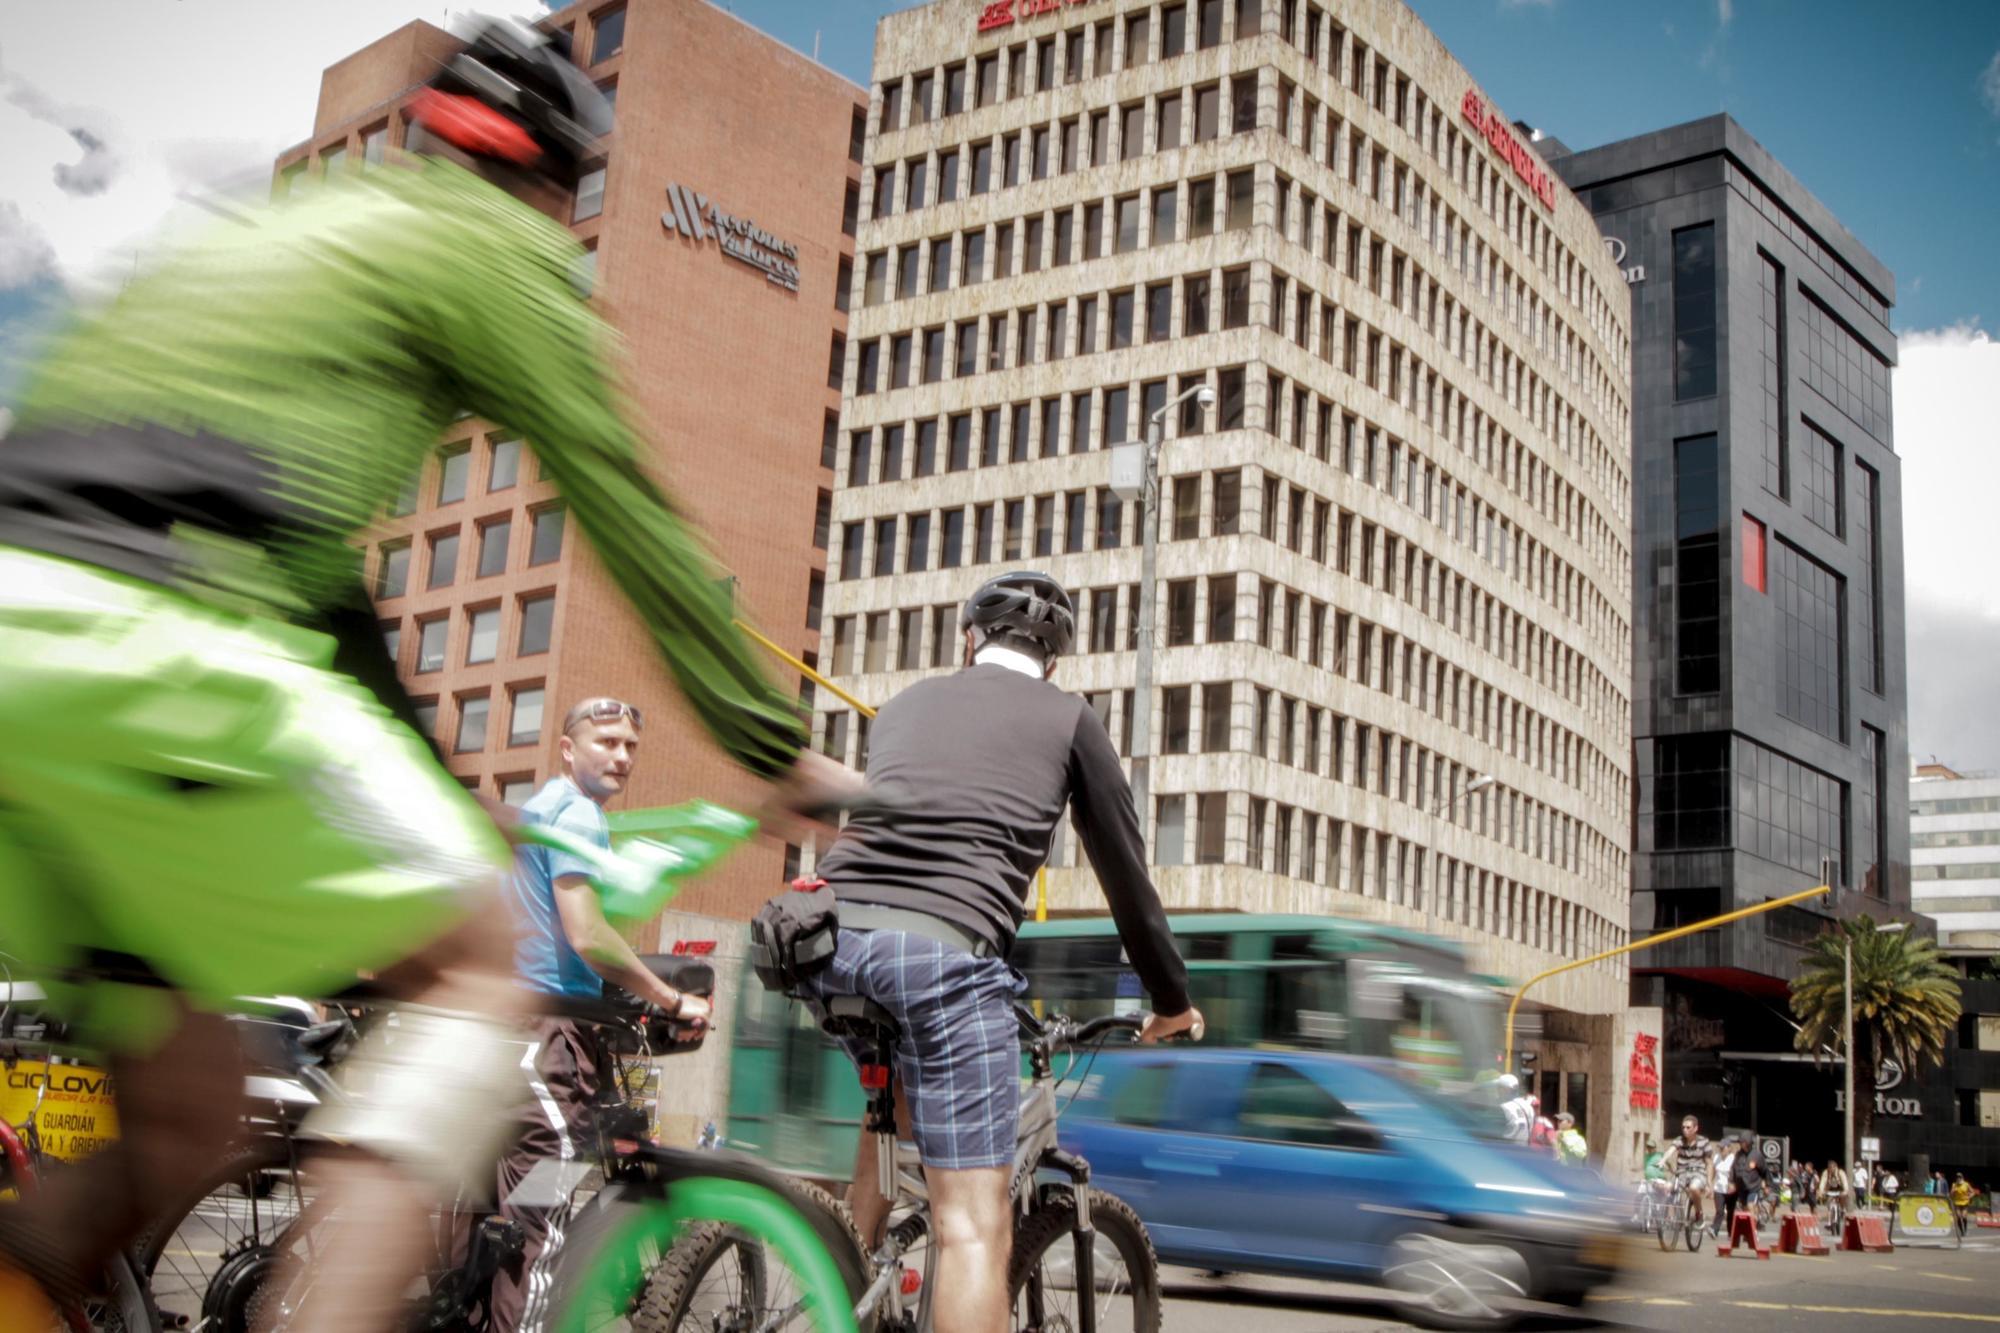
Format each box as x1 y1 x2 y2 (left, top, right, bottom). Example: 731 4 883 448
1060 1048 1625 1328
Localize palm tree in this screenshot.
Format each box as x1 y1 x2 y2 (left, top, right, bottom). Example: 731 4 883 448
1790 917 1962 1139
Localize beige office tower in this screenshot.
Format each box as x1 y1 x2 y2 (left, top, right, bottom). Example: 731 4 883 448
823 0 1639 1158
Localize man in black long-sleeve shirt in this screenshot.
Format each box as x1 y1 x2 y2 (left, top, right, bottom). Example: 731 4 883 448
809 571 1199 1333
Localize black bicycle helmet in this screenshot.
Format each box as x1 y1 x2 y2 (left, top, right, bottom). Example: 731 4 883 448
958 571 1076 659
416 15 613 186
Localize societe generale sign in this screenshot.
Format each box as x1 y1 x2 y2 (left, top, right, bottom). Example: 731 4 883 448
1460 89 1557 212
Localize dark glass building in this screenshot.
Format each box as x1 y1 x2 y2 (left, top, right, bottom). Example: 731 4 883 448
1544 116 1915 1164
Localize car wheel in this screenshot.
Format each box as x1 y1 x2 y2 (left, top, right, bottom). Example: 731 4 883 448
1381 1229 1529 1330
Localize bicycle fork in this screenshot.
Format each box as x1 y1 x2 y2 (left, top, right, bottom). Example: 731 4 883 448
1038 1147 1096 1333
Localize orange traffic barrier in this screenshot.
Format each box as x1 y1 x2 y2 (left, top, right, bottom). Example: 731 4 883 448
1716 1209 1769 1259
1779 1210 1830 1255
1841 1212 1893 1252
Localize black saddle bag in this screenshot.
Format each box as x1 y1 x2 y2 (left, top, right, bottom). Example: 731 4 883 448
748 880 839 994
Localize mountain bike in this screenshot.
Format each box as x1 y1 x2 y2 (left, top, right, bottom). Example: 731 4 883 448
645 1001 1162 1333
13 802 865 1333
1657 1177 1707 1253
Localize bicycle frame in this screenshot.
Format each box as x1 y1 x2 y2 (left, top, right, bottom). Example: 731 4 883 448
842 1007 1131 1333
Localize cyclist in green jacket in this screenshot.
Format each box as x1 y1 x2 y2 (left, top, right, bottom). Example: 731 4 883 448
0 17 850 1327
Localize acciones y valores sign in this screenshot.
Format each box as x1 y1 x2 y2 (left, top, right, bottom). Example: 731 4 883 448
660 182 801 292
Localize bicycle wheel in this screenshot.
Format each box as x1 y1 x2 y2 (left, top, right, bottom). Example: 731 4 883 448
72 1252 159 1333
629 1180 871 1333
550 1174 867 1333
1656 1200 1683 1253
1008 1187 1161 1333
131 1136 321 1328
1684 1216 1705 1253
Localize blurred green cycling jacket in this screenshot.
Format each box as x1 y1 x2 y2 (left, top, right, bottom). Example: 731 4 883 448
8 160 804 779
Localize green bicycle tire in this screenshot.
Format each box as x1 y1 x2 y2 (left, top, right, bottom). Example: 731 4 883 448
549 1176 860 1333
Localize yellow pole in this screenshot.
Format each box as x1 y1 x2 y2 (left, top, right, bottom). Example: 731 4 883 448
1502 883 1832 1070
1035 866 1049 922
732 619 876 719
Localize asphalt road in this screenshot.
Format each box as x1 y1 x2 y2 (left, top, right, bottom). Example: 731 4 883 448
1158 1231 2000 1332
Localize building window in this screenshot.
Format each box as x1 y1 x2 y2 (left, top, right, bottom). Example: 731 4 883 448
1194 83 1220 141
1195 792 1226 864
879 81 903 132
455 694 490 753
906 513 932 572
1773 536 1846 742
1161 3 1187 56
517 594 554 656
437 446 471 505
477 517 511 578
1201 682 1232 751
427 529 460 589
1673 434 1720 694
1197 0 1223 49
911 71 934 124
1225 169 1254 229
501 775 536 806
1800 421 1843 536
1207 573 1235 639
1156 795 1186 866
591 6 626 63
1858 724 1886 896
573 166 607 223
465 606 500 665
377 543 411 599
1741 514 1766 594
1217 367 1245 429
1801 287 1892 442
416 617 448 673
1221 266 1251 327
528 505 565 566
1736 736 1845 881
489 437 522 492
1672 223 1717 399
1758 251 1788 498
1213 468 1241 533
1653 734 1728 850
1855 459 1883 694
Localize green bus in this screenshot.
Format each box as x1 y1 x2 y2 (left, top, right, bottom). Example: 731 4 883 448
723 913 1501 1179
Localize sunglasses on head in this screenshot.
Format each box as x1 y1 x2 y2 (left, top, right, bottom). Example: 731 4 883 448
567 698 644 733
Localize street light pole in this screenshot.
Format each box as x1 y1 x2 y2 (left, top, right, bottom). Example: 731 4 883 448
1123 383 1214 849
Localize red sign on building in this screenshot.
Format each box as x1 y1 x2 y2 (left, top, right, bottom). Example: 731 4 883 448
1629 1032 1662 1111
978 0 1095 33
1460 89 1558 211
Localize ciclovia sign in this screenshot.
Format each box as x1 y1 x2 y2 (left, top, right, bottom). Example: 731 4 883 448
1833 1058 1923 1119
1604 236 1646 285
660 182 801 292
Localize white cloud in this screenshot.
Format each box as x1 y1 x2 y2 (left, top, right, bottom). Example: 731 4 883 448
1717 0 1735 26
1895 323 2000 769
1981 50 2000 117
0 3 548 296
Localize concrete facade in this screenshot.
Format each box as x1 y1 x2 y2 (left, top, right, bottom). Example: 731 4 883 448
820 0 1637 1147
1910 770 2000 952
284 1 867 922
1548 117 1911 1156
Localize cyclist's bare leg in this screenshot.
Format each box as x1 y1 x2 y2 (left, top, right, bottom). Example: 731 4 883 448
927 1166 1011 1333
284 908 530 1333
846 1085 914 1247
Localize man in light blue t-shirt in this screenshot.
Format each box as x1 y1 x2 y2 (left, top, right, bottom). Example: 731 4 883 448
493 696 710 1332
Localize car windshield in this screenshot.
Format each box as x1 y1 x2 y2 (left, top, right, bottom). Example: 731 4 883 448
1323 1060 1511 1143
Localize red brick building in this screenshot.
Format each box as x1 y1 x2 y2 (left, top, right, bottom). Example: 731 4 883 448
279 0 865 922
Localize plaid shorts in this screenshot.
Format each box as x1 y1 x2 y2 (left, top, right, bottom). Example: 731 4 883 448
803 926 1027 1170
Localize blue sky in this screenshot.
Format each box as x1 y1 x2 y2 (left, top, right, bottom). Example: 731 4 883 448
740 0 2000 335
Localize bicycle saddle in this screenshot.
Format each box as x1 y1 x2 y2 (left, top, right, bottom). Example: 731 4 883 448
816 993 900 1045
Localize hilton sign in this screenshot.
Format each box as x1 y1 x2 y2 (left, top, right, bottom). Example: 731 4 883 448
1459 90 1557 212
659 182 801 292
